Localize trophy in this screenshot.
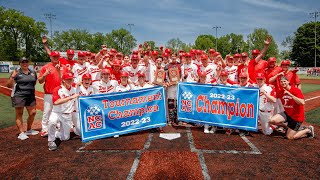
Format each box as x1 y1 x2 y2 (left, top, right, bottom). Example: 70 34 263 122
153 69 165 85
168 67 180 85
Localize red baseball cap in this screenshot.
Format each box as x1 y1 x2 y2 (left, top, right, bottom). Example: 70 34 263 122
120 71 129 77
110 48 117 54
152 50 158 56
227 56 234 61
165 48 172 54
112 60 122 66
185 52 191 57
190 49 196 55
131 54 139 60
208 49 216 53
78 51 86 57
82 73 92 80
66 49 74 55
252 49 260 55
281 60 290 65
50 51 60 57
256 73 265 79
213 52 221 57
132 50 139 55
116 52 123 57
220 70 229 76
86 51 91 56
101 69 111 74
62 72 74 80
241 52 248 57
137 72 146 77
91 53 96 59
233 53 241 58
239 72 248 78
268 57 277 63
162 52 169 57
196 50 202 55
201 54 208 60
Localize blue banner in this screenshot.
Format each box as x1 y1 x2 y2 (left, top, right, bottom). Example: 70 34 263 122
177 82 259 131
79 86 167 142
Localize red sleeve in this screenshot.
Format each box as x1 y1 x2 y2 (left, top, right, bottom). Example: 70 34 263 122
227 79 236 85
293 87 304 99
39 65 46 77
210 78 217 84
295 74 300 84
52 86 61 104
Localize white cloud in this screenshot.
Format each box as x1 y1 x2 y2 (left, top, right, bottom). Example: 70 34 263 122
239 0 307 12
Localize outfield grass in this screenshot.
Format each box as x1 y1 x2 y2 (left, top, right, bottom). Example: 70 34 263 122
0 94 43 129
301 84 320 94
298 74 320 80
306 107 320 126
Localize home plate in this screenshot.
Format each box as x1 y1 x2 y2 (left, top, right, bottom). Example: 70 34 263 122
159 133 181 140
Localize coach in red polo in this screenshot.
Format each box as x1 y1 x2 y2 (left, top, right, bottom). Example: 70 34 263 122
38 51 67 137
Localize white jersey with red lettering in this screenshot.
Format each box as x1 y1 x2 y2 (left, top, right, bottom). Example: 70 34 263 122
116 84 132 92
72 63 88 84
199 64 218 84
192 59 202 66
122 65 146 83
224 65 238 82
76 85 98 96
259 84 276 111
88 64 101 82
52 85 76 113
181 63 198 83
92 80 118 94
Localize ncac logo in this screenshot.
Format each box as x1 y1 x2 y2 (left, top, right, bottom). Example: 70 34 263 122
85 104 105 131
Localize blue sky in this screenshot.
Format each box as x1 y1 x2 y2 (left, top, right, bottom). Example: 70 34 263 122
1 0 319 51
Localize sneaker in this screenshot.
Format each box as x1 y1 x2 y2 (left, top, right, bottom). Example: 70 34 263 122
309 126 315 138
25 129 39 136
114 135 119 138
18 132 29 140
40 131 48 137
48 141 57 151
209 127 216 134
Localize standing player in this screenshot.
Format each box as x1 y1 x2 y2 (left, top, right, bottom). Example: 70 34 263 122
269 76 315 139
224 56 238 82
38 51 68 137
181 53 198 83
92 69 118 94
122 54 146 85
72 51 89 85
47 73 79 151
255 73 276 135
87 53 102 83
198 54 218 83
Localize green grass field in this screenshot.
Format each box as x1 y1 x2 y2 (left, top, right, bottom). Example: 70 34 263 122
0 94 43 129
298 74 320 79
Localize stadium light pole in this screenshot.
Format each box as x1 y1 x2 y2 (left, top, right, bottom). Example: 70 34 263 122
310 11 319 67
213 26 221 51
44 13 56 40
127 23 135 34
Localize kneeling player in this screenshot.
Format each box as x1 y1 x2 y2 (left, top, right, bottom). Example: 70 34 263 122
48 73 79 151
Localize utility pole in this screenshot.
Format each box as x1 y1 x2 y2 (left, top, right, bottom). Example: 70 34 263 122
44 13 56 40
212 26 221 51
127 23 135 34
310 11 320 67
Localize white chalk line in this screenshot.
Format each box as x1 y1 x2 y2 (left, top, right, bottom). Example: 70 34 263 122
305 96 320 102
0 85 44 100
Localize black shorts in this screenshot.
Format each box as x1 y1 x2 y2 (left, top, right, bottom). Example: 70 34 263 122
279 111 302 131
11 95 36 108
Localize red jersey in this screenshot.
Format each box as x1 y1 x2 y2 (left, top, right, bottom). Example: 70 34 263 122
39 63 68 94
59 57 76 71
248 59 257 82
278 86 304 122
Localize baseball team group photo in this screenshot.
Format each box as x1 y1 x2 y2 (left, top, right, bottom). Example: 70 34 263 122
0 1 320 179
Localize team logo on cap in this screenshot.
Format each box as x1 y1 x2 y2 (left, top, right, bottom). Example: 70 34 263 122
84 104 105 132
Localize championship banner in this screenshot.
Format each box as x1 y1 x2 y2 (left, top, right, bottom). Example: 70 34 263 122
177 82 259 131
79 86 167 142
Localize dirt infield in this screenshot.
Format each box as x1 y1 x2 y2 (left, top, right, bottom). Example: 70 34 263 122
0 78 320 179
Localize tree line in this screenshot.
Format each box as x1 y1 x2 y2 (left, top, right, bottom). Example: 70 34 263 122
0 6 318 67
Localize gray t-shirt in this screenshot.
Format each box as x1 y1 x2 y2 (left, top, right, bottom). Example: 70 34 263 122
13 69 37 96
